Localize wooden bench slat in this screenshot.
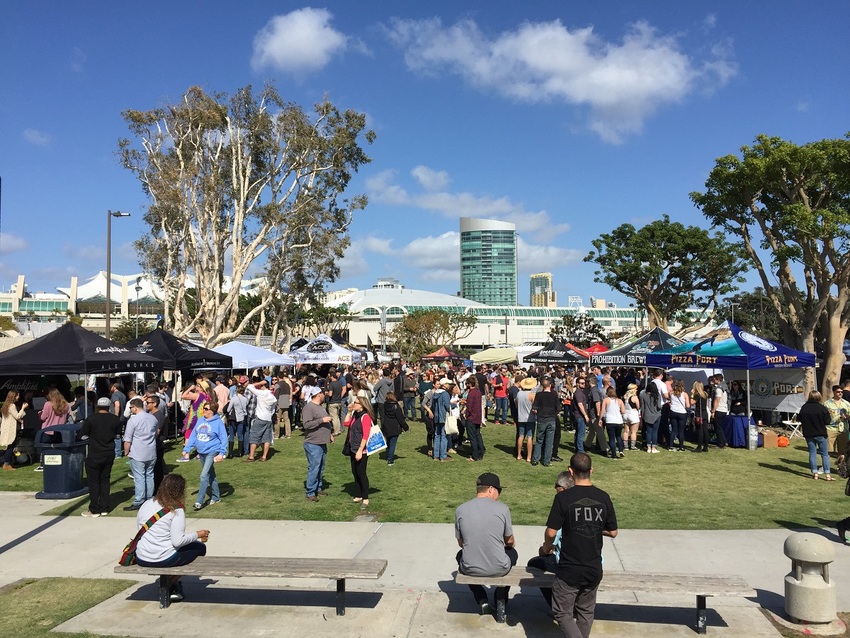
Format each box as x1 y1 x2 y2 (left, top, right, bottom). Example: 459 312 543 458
455 568 752 597
115 556 387 580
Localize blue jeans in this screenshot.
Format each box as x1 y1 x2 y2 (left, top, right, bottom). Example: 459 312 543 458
495 397 508 423
304 442 327 497
533 417 556 464
386 435 399 464
129 458 154 506
467 420 484 460
573 414 586 453
807 436 830 475
645 418 660 447
607 424 624 457
114 436 122 459
669 412 687 448
434 423 448 460
403 396 417 420
237 420 250 454
197 452 220 504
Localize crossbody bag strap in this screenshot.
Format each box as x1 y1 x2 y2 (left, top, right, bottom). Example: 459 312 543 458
130 508 171 544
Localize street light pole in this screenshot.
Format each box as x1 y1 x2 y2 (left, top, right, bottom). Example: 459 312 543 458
105 210 130 339
730 302 739 325
135 276 142 338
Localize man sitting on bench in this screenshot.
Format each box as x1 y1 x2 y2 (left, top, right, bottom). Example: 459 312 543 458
455 472 517 622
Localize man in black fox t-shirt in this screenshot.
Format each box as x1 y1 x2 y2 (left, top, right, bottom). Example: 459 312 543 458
540 452 617 638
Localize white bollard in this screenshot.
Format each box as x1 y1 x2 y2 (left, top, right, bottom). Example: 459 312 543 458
784 532 837 623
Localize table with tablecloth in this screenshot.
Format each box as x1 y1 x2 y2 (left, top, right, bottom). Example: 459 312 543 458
722 414 754 448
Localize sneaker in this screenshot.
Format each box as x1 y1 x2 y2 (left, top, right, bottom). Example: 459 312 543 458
208 499 221 506
617 451 625 458
387 462 394 467
169 582 184 602
479 602 493 616
81 511 100 518
650 447 660 454
34 465 43 472
175 457 191 463
551 456 564 462
193 502 203 511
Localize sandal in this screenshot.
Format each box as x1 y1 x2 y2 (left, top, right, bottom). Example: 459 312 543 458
352 497 363 503
813 473 819 479
361 500 369 508
825 475 836 481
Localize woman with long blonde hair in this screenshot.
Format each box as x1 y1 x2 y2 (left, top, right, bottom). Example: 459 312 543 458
623 384 641 451
691 381 710 452
0 391 27 470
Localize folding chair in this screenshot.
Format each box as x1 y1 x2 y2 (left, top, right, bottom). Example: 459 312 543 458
782 412 801 438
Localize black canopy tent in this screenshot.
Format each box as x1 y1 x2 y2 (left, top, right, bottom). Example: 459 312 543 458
0 322 163 375
589 327 685 367
125 329 232 371
524 341 588 364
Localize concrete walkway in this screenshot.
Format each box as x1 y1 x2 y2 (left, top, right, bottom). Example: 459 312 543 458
0 492 845 636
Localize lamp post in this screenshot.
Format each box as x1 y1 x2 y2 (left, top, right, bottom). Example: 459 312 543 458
105 210 130 339
730 302 739 325
379 305 387 355
135 276 142 338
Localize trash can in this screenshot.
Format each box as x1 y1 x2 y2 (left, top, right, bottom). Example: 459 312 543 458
34 424 88 499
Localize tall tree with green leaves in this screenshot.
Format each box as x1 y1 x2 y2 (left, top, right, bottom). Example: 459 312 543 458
548 312 606 348
119 84 374 347
386 309 477 361
585 215 746 331
692 134 850 394
717 288 783 342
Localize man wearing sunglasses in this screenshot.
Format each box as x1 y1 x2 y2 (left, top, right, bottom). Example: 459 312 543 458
455 473 516 622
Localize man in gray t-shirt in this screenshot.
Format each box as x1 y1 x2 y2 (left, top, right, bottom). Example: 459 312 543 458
455 473 517 621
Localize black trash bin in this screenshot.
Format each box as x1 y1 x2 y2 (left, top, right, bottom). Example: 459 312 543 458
34 424 88 499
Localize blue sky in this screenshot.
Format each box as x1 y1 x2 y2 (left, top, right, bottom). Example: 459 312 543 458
1 2 848 306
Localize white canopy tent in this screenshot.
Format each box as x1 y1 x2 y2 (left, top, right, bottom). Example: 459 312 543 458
290 334 361 364
212 341 296 369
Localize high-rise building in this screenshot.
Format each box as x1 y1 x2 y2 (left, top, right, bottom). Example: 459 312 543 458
460 217 517 306
530 272 557 307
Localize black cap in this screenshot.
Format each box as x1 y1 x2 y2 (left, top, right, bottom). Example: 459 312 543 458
477 472 502 493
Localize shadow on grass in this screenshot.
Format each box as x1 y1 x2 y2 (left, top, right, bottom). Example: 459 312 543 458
758 463 810 478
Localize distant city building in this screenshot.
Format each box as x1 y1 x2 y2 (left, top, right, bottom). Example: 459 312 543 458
459 217 517 306
530 272 557 307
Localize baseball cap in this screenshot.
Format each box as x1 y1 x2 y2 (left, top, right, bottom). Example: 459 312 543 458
302 385 322 400
439 377 454 386
238 375 248 384
477 472 502 493
96 397 111 408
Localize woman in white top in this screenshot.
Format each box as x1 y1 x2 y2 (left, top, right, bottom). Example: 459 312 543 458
600 387 626 459
0 391 26 470
135 473 209 602
622 384 641 451
668 379 691 451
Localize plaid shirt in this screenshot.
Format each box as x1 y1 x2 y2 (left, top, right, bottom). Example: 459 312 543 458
245 390 257 422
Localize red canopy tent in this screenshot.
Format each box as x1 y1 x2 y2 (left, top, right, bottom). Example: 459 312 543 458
421 346 460 361
585 343 609 354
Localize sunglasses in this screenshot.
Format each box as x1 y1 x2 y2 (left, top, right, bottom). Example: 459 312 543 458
202 404 212 410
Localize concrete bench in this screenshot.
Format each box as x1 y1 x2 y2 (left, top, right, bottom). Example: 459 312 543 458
115 556 388 615
455 567 753 633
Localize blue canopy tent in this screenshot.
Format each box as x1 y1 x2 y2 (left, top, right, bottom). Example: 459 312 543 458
646 321 814 370
646 321 815 432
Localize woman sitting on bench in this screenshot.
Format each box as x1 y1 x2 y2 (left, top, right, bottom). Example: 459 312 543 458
135 473 210 602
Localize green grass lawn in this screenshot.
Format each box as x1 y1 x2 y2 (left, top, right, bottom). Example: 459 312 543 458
6 420 845 529
0 578 134 638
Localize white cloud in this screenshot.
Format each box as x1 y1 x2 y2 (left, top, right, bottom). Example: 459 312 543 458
0 233 28 254
22 128 50 146
516 237 584 272
366 168 570 240
400 232 459 271
63 244 104 261
795 100 810 113
411 165 450 191
385 17 737 143
703 14 717 30
251 8 348 75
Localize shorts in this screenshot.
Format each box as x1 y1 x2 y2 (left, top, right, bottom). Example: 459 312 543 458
623 409 640 425
517 422 536 438
250 419 273 445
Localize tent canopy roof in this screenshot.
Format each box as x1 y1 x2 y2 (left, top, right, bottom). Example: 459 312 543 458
125 330 232 370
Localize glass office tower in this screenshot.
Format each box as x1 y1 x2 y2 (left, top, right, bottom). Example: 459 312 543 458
460 217 517 306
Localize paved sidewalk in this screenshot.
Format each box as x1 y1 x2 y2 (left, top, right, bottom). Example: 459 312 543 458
1 492 846 636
